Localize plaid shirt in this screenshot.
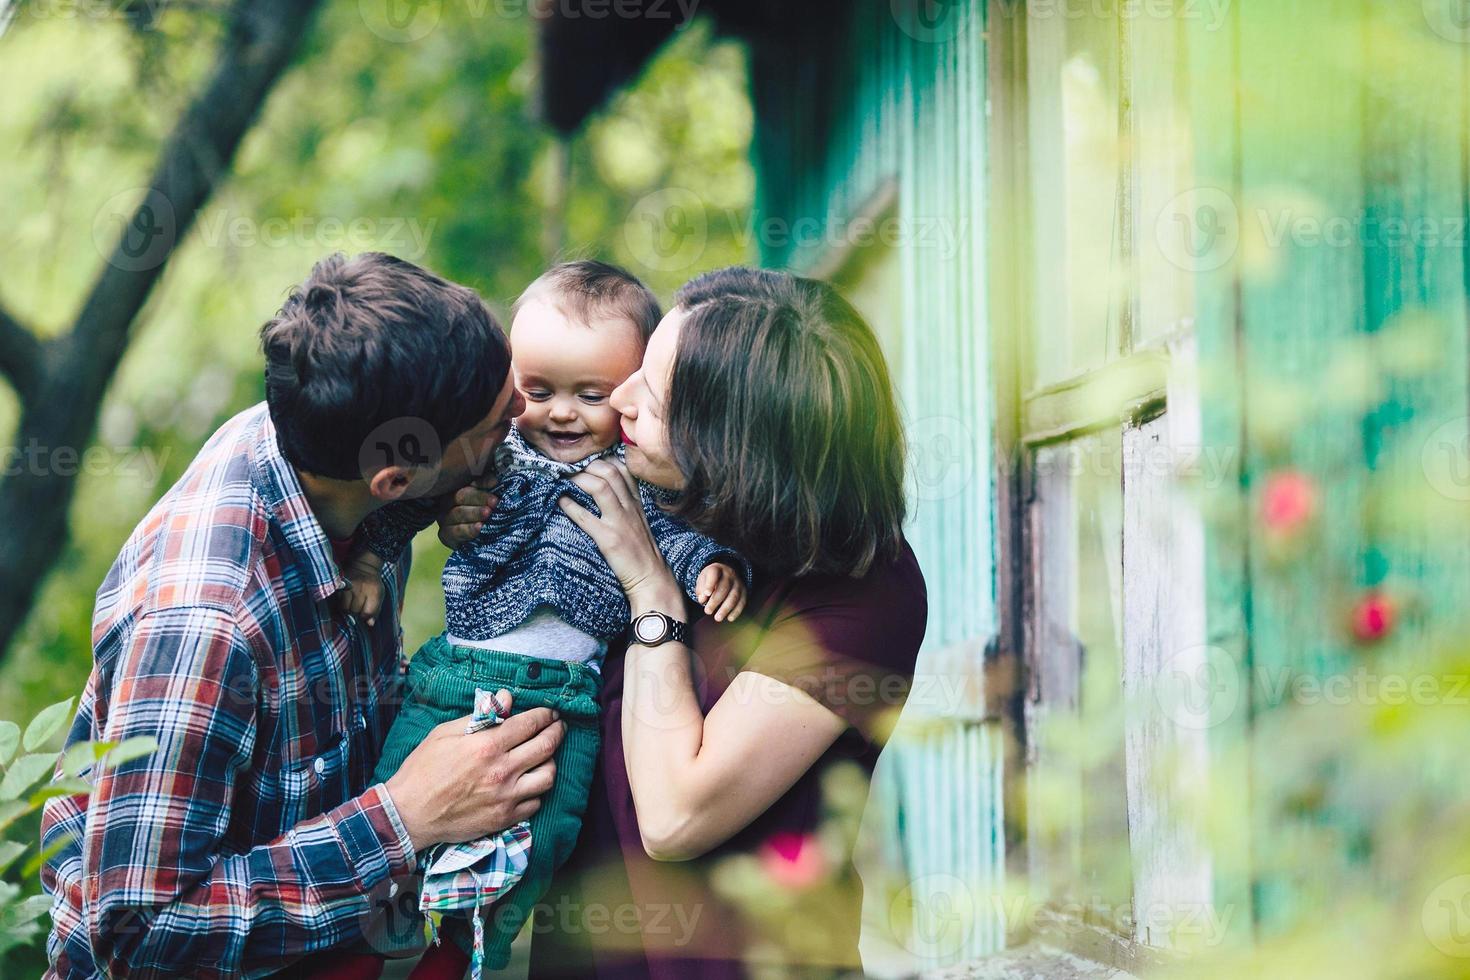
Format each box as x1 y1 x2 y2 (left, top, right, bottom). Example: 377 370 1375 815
40 403 421 979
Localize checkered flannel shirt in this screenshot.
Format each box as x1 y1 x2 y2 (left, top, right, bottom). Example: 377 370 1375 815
39 403 424 979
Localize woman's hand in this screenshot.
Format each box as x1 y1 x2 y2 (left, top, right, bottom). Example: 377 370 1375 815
557 459 682 609
436 479 500 548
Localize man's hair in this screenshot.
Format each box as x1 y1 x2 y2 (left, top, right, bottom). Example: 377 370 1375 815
665 267 908 579
513 260 662 342
261 252 511 480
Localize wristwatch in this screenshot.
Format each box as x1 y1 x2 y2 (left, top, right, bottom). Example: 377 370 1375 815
629 610 690 647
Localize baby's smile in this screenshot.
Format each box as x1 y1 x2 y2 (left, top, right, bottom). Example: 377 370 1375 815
543 430 593 452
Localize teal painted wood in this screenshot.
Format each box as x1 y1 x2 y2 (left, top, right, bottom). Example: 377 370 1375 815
1195 0 1470 939
749 0 1004 966
1359 0 1470 635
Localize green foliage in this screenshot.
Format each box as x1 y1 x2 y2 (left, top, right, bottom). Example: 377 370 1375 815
0 697 157 961
1 7 752 971
0 0 754 723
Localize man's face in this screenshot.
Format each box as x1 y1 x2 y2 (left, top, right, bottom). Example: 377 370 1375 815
430 371 525 494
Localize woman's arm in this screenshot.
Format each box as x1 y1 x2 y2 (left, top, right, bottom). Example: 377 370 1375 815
559 460 849 861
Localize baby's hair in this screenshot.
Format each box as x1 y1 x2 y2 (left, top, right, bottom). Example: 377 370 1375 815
513 260 662 342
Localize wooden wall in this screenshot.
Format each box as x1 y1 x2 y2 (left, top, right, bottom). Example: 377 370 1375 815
748 0 1006 969
747 0 1470 971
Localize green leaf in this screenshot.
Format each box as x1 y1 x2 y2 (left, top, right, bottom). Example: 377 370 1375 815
60 740 104 778
0 919 40 959
10 893 50 925
22 835 72 878
0 841 24 875
29 777 92 806
0 752 59 802
0 721 19 767
23 698 74 753
0 801 28 834
101 736 159 769
0 929 36 959
59 740 115 777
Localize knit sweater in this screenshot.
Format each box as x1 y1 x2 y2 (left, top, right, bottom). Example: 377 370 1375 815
361 424 750 643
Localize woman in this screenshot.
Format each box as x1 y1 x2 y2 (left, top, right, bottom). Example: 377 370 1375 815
442 267 927 976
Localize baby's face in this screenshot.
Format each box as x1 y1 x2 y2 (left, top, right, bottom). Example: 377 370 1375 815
510 298 645 464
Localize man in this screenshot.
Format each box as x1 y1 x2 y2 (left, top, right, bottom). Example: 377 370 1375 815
40 253 562 978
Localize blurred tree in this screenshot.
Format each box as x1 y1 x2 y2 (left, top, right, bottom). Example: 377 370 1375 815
2 4 753 972
0 3 751 713
0 0 324 662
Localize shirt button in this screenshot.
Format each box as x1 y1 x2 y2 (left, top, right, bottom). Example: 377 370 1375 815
314 757 326 775
527 663 541 680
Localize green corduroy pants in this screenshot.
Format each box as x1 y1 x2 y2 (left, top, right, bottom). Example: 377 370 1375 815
372 633 602 970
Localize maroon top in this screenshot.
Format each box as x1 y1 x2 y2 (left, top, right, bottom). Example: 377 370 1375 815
530 539 928 978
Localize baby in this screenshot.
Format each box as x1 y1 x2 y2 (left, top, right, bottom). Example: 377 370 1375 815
337 261 749 978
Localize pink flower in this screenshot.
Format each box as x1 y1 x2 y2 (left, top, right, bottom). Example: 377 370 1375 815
1350 591 1397 644
1260 470 1318 535
758 832 828 891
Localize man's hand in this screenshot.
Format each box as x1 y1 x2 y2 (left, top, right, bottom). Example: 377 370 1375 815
383 691 564 849
696 563 747 623
437 481 500 549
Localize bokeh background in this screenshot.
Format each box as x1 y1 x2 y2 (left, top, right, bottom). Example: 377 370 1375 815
6 1 1470 978
0 3 753 972
0 2 754 719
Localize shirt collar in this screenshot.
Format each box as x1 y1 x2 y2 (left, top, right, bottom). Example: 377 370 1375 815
247 404 348 602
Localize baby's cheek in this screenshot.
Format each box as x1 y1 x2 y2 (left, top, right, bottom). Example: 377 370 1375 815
587 404 624 446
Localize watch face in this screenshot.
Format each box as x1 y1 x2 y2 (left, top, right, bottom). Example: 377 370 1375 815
634 614 664 644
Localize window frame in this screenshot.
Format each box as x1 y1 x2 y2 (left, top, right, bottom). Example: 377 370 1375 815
987 0 1209 970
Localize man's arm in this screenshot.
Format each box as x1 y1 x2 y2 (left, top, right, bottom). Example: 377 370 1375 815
74 605 416 977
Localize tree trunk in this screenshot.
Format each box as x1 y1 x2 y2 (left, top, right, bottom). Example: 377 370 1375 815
0 0 324 659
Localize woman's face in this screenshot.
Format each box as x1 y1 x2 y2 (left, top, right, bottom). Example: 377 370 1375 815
610 308 686 490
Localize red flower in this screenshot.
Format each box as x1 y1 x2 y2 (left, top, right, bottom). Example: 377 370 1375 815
758 832 828 890
1260 470 1318 536
1350 591 1397 644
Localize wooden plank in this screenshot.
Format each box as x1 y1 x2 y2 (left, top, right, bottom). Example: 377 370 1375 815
1021 350 1169 446
1130 1 1196 349
1121 412 1214 951
1023 7 1072 392
1025 429 1132 928
986 0 1032 883
1025 441 1083 904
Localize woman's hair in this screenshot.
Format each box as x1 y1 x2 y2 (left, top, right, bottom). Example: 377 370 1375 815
666 267 907 578
261 252 510 479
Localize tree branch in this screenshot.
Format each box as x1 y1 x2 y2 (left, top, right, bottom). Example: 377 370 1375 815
0 303 43 403
0 0 325 661
65 0 325 393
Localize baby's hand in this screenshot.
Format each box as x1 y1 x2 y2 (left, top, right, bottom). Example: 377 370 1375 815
696 562 747 623
336 553 386 626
